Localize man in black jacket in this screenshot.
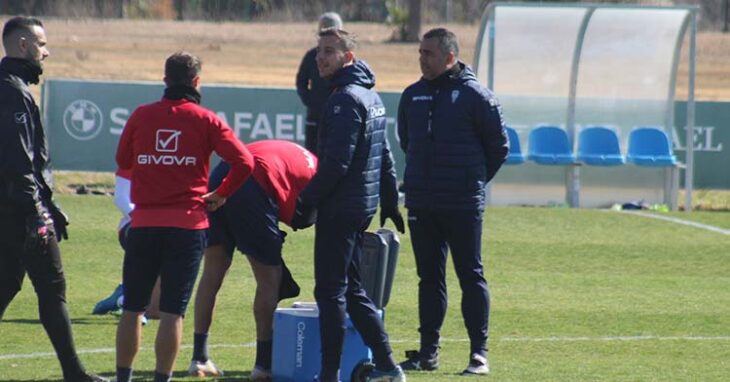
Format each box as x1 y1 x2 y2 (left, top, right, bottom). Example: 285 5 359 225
397 28 509 376
295 12 342 154
0 16 106 382
292 28 405 382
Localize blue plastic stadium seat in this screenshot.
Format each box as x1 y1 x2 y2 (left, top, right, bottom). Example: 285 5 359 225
626 126 677 167
505 126 525 165
527 125 576 165
577 126 625 166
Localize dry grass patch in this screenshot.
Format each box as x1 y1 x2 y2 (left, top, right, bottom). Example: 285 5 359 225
15 17 724 99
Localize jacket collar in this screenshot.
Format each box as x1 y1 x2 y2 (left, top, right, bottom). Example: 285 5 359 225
0 57 42 85
163 84 201 104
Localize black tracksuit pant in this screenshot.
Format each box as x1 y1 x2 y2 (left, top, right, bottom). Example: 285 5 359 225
0 212 86 379
407 207 491 357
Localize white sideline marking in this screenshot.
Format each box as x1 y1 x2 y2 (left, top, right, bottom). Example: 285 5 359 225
496 335 730 342
0 342 255 361
393 335 730 343
3 336 730 361
614 210 730 235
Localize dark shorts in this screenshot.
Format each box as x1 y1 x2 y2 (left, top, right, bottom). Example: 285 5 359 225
118 222 131 251
208 164 285 266
122 227 207 316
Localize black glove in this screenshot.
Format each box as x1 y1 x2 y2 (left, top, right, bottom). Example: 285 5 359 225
278 260 301 301
24 213 50 252
380 207 405 234
291 198 317 230
47 200 69 241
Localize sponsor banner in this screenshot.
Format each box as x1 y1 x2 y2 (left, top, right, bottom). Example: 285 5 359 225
42 79 729 189
674 101 729 189
42 79 404 174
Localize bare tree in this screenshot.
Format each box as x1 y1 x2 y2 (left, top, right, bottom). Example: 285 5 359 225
406 0 422 42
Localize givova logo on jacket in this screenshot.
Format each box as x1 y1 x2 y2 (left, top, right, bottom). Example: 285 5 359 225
137 129 197 166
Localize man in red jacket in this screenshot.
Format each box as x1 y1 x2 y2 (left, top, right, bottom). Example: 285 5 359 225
114 51 254 382
188 140 317 381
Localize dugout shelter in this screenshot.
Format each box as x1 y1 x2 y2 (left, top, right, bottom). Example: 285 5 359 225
475 2 698 210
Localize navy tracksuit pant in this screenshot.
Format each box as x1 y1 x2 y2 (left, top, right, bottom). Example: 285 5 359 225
407 208 490 357
313 209 393 379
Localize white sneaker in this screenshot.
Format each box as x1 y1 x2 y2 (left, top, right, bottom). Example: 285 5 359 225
462 353 490 375
366 365 406 382
188 359 224 377
250 365 272 381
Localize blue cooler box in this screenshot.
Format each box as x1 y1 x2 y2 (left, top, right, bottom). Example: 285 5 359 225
272 304 375 382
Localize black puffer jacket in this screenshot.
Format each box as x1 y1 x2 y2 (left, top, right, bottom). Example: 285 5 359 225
0 57 53 216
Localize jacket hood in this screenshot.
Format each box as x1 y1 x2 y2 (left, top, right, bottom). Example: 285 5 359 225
330 60 376 90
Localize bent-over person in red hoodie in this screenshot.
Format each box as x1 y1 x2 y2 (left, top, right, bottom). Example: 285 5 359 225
114 51 255 382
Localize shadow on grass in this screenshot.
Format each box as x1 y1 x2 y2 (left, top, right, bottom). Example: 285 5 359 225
0 318 42 325
70 317 120 326
176 370 254 381
4 370 254 382
2 317 117 326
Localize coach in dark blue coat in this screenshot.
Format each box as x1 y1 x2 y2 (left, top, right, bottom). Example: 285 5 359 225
397 28 508 376
292 28 405 382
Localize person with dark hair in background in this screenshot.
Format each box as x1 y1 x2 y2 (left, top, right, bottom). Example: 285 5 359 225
295 12 343 154
188 140 317 381
292 28 406 382
397 27 509 376
115 51 255 382
0 16 107 382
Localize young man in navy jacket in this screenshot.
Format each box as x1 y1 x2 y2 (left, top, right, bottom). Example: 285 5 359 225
397 28 509 376
292 28 405 382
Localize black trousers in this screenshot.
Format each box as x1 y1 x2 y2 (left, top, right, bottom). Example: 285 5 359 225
0 212 85 379
407 208 490 357
313 210 392 377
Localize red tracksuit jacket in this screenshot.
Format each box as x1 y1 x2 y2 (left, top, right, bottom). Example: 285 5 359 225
116 97 254 229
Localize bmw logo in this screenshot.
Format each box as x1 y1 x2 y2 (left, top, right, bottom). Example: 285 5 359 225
63 99 103 141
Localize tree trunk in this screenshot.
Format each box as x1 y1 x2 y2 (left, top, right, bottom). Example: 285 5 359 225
174 0 184 20
406 0 422 42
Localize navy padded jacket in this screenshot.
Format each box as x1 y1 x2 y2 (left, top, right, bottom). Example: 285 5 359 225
298 60 398 217
397 62 508 211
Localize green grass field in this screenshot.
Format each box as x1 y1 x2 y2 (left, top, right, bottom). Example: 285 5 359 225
1 194 730 381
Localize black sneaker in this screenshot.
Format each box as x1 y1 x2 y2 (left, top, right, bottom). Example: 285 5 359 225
399 350 439 371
